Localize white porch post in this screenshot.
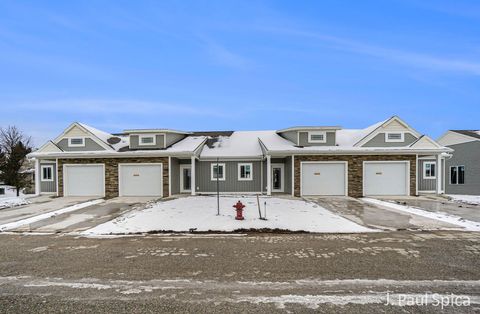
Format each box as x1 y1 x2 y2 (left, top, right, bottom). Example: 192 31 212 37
266 155 271 196
34 158 40 195
436 154 443 194
191 156 196 196
291 155 295 196
168 157 172 197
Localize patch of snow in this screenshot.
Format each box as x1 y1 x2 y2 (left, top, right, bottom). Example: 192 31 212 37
0 199 104 231
447 195 480 206
83 196 375 234
0 186 30 209
363 198 480 231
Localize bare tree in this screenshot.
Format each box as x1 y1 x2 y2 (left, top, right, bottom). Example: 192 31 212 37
0 126 33 196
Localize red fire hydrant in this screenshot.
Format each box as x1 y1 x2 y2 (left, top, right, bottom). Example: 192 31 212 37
233 200 245 220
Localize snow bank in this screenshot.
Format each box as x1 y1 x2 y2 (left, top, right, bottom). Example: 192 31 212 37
0 199 104 231
83 196 375 234
447 195 480 206
363 198 480 231
0 185 30 209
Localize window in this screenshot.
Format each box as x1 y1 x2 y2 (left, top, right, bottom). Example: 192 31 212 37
139 135 156 146
41 165 53 182
68 137 85 147
450 166 465 184
423 162 436 179
238 163 253 181
385 132 404 142
308 131 327 143
211 163 225 181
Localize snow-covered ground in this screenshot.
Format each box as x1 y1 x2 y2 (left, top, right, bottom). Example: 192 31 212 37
363 198 480 231
0 185 30 209
84 196 375 234
447 195 480 206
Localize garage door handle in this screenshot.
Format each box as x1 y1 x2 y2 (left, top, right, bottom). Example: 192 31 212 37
376 172 382 175
314 172 321 175
133 174 140 176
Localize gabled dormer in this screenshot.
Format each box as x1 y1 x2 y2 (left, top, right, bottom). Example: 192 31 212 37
53 122 113 152
276 126 341 146
124 129 191 150
355 116 420 147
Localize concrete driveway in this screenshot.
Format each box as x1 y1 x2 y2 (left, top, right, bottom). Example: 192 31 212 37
12 197 156 233
308 196 460 231
0 196 94 226
377 195 480 223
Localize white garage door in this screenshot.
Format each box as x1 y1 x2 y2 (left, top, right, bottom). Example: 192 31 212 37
364 162 409 196
64 164 104 197
301 162 347 196
119 164 163 197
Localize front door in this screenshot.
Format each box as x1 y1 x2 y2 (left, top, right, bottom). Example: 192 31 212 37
180 165 192 193
271 163 284 192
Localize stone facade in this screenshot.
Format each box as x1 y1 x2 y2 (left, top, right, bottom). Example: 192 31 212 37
294 155 417 197
58 157 169 198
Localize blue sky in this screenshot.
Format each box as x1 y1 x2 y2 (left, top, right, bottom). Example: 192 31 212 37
0 0 479 147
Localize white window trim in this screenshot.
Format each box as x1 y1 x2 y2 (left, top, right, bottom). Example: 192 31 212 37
450 165 465 185
385 132 405 142
423 161 436 179
138 134 157 146
68 137 86 147
41 165 54 182
238 163 253 181
308 131 327 143
211 163 226 181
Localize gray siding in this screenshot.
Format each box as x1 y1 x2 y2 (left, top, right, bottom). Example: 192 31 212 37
195 160 262 193
129 134 166 149
170 158 180 195
166 133 186 147
417 159 437 192
445 141 480 195
363 133 417 147
40 162 56 193
279 131 298 145
298 131 336 146
57 138 105 151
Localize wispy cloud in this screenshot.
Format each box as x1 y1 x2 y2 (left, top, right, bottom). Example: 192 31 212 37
10 98 230 117
199 37 251 70
260 27 480 76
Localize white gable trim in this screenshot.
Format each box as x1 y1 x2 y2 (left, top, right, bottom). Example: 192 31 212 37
354 116 421 147
36 140 63 153
53 122 113 151
409 135 444 149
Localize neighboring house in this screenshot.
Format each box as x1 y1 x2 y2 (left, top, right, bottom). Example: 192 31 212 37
437 130 480 195
28 116 450 199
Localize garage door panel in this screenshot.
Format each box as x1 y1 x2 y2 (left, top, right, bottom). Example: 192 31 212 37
301 162 346 196
64 165 104 197
364 162 408 196
119 164 163 197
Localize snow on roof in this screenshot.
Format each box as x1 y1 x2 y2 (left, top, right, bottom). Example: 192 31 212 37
168 136 206 152
78 123 114 146
200 131 271 158
336 120 386 147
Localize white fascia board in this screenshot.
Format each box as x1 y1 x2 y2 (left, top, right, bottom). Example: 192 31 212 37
266 148 452 156
123 129 191 135
28 151 196 159
276 126 341 133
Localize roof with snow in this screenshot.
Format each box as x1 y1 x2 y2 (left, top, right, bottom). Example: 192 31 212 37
200 131 270 158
